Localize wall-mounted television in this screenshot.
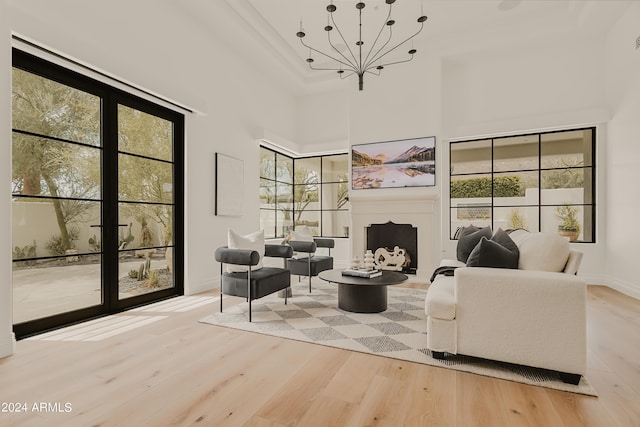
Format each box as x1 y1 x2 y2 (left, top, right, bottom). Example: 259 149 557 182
351 136 436 190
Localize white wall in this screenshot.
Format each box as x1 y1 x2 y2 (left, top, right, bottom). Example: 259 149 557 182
604 2 640 299
1 0 16 358
347 54 443 276
296 89 350 154
442 37 609 138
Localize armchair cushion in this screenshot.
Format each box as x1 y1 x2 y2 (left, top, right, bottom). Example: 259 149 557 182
222 267 292 300
214 247 260 266
288 230 314 259
227 229 264 273
288 240 317 254
288 256 333 276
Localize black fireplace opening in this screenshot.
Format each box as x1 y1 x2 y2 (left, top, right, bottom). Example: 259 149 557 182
366 221 418 274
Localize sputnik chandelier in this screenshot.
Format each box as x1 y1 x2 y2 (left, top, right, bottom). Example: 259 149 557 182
296 0 428 91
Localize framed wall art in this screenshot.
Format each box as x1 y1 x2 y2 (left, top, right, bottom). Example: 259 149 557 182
351 136 436 190
215 153 244 216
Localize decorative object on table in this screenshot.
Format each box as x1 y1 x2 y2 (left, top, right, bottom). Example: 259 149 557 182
363 249 375 271
200 280 597 396
341 268 381 279
295 0 428 91
374 246 406 271
214 153 244 217
350 255 361 270
352 136 435 190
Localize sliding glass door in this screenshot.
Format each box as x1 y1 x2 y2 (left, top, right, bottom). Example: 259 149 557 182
11 50 183 338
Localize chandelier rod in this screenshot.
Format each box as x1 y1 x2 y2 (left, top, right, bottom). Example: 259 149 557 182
364 23 425 72
361 4 395 72
329 9 359 70
298 37 356 72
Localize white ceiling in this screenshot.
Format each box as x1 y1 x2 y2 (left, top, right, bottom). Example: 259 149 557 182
199 0 631 94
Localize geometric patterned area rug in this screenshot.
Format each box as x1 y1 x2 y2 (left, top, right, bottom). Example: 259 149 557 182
199 280 597 396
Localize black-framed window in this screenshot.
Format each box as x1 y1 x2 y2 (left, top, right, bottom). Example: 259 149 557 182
450 127 595 243
260 147 349 238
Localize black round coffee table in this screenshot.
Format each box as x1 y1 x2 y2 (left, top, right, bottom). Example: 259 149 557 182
318 269 408 313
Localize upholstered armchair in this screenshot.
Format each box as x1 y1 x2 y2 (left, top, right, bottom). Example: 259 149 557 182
287 238 334 293
215 244 293 322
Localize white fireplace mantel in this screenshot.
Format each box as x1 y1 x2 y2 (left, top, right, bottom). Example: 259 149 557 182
350 192 439 282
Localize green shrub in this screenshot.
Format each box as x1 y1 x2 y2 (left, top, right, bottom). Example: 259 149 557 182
13 240 37 266
45 228 79 256
451 175 522 198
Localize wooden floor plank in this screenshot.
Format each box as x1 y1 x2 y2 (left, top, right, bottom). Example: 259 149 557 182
0 285 638 426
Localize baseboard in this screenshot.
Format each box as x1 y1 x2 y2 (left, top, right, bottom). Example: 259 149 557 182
602 276 640 300
583 273 640 300
185 277 218 296
0 331 16 358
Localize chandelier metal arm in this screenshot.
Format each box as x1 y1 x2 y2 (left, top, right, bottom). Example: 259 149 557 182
338 71 356 80
365 55 415 73
298 37 357 72
362 2 394 69
363 26 394 72
308 63 354 72
326 31 358 71
364 22 425 72
329 11 359 70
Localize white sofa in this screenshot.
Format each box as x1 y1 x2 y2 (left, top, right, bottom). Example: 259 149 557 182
425 229 587 384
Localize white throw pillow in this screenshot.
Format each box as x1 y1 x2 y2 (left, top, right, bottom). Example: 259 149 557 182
289 229 314 243
517 232 570 272
288 229 314 259
508 229 530 247
227 229 264 273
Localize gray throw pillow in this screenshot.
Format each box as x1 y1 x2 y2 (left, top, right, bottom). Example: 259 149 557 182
466 228 519 269
456 226 492 262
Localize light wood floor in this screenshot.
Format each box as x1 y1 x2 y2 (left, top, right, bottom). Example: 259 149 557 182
0 284 639 427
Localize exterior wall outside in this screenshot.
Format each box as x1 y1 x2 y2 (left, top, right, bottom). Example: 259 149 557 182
12 202 165 255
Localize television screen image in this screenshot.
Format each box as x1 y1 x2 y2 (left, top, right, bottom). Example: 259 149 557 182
351 136 436 189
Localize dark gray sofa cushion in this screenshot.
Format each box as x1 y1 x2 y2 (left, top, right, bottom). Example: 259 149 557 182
466 228 519 269
456 226 492 262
